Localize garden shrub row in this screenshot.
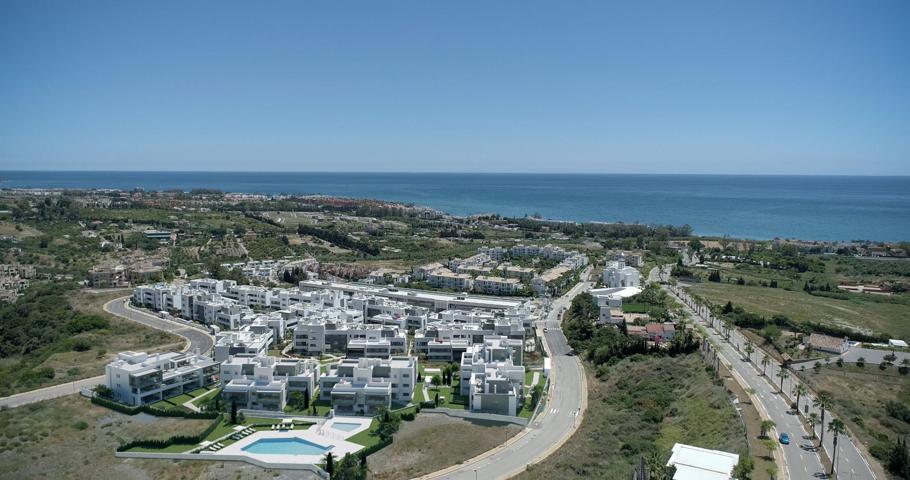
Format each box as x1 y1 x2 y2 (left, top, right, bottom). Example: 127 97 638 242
359 436 393 458
91 396 219 419
117 414 223 452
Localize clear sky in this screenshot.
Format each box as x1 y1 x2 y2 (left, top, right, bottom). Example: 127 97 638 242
1 1 908 175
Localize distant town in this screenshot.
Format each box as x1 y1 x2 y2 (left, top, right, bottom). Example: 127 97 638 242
1 187 909 480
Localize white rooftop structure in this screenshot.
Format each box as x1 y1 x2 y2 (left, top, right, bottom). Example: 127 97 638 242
667 443 739 480
298 279 524 311
889 339 909 348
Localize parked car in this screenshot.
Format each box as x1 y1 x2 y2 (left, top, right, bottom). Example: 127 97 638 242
778 432 790 445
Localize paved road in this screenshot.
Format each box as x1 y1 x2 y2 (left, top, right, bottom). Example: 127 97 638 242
420 271 592 480
0 296 214 409
670 286 877 480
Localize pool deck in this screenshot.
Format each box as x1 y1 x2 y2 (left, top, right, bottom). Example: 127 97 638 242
205 416 373 466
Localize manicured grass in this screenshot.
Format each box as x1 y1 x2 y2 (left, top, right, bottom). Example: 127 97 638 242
413 382 426 404
430 385 468 410
348 418 381 448
185 387 209 397
687 282 910 339
311 398 333 416
166 393 195 405
127 443 198 453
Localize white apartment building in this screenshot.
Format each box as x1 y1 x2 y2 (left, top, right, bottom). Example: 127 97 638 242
427 269 474 291
474 276 523 295
459 336 526 416
294 318 406 358
221 355 319 411
105 351 218 406
319 356 417 415
477 246 508 260
603 261 641 288
213 329 272 362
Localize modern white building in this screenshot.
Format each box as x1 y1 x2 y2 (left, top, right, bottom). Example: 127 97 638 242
220 355 319 411
474 276 523 295
105 351 218 406
213 329 272 362
319 356 417 415
603 261 641 288
459 336 526 416
427 269 474 291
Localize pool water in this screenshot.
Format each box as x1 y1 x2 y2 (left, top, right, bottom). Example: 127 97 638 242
242 437 332 455
331 422 361 432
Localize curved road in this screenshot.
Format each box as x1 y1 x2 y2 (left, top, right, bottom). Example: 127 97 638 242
0 296 214 409
420 270 592 480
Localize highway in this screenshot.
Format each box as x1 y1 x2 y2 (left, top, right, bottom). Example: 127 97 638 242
669 285 877 480
419 270 592 480
0 296 214 409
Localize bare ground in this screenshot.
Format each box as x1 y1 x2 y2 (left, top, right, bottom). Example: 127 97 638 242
367 414 522 480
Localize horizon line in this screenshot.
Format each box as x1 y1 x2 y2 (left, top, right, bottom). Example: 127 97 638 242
1 169 908 178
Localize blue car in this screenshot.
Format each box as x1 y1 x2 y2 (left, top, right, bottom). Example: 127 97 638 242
779 432 790 445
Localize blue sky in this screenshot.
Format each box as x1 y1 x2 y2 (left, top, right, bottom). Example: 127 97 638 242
1 1 908 174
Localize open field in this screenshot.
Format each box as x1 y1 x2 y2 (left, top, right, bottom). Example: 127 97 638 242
799 363 909 479
0 221 42 239
0 395 226 480
687 282 910 340
0 289 183 397
367 414 521 480
517 354 748 479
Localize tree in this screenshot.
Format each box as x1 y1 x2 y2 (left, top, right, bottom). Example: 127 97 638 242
760 420 776 439
813 392 833 446
828 419 847 476
836 357 844 368
857 356 866 368
430 374 442 389
530 384 544 408
792 384 808 412
744 342 755 362
688 238 704 252
776 368 789 393
900 358 910 375
761 437 777 460
93 384 113 399
230 400 238 424
807 413 820 439
732 455 754 480
813 361 822 373
888 437 910 478
761 354 770 376
324 452 335 477
434 392 439 408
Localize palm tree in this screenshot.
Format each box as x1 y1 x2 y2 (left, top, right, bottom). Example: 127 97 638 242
744 342 754 362
792 384 808 412
807 412 820 439
761 354 770 376
776 368 789 393
813 392 834 446
828 418 847 476
760 419 776 438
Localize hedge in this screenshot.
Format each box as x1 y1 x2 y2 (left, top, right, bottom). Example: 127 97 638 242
91 396 219 419
117 414 224 452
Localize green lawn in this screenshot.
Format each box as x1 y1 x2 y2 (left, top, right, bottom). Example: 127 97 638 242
348 418 381 448
429 385 468 410
413 382 426 404
311 398 333 416
687 282 910 339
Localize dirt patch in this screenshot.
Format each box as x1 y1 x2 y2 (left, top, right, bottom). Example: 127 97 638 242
368 414 522 480
0 221 42 238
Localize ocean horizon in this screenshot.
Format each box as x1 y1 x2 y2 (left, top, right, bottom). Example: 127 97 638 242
2 170 909 243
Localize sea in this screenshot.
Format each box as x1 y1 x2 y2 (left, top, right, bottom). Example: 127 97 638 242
1 171 908 243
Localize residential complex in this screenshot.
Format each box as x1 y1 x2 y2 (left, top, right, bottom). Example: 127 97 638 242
319 357 417 415
220 355 320 411
459 336 526 416
104 351 218 406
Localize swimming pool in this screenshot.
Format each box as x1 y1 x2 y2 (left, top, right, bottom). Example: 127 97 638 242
242 437 332 456
331 422 361 432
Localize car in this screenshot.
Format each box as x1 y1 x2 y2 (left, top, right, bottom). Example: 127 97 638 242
778 432 790 445
543 328 548 333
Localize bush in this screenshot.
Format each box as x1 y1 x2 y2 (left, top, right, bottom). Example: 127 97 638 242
91 396 219 419
72 420 89 430
400 412 415 421
70 338 92 352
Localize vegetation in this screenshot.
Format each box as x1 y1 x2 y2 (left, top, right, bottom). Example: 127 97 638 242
517 354 747 479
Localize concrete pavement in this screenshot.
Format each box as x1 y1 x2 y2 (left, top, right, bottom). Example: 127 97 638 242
418 271 592 480
671 286 877 480
0 296 214 410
